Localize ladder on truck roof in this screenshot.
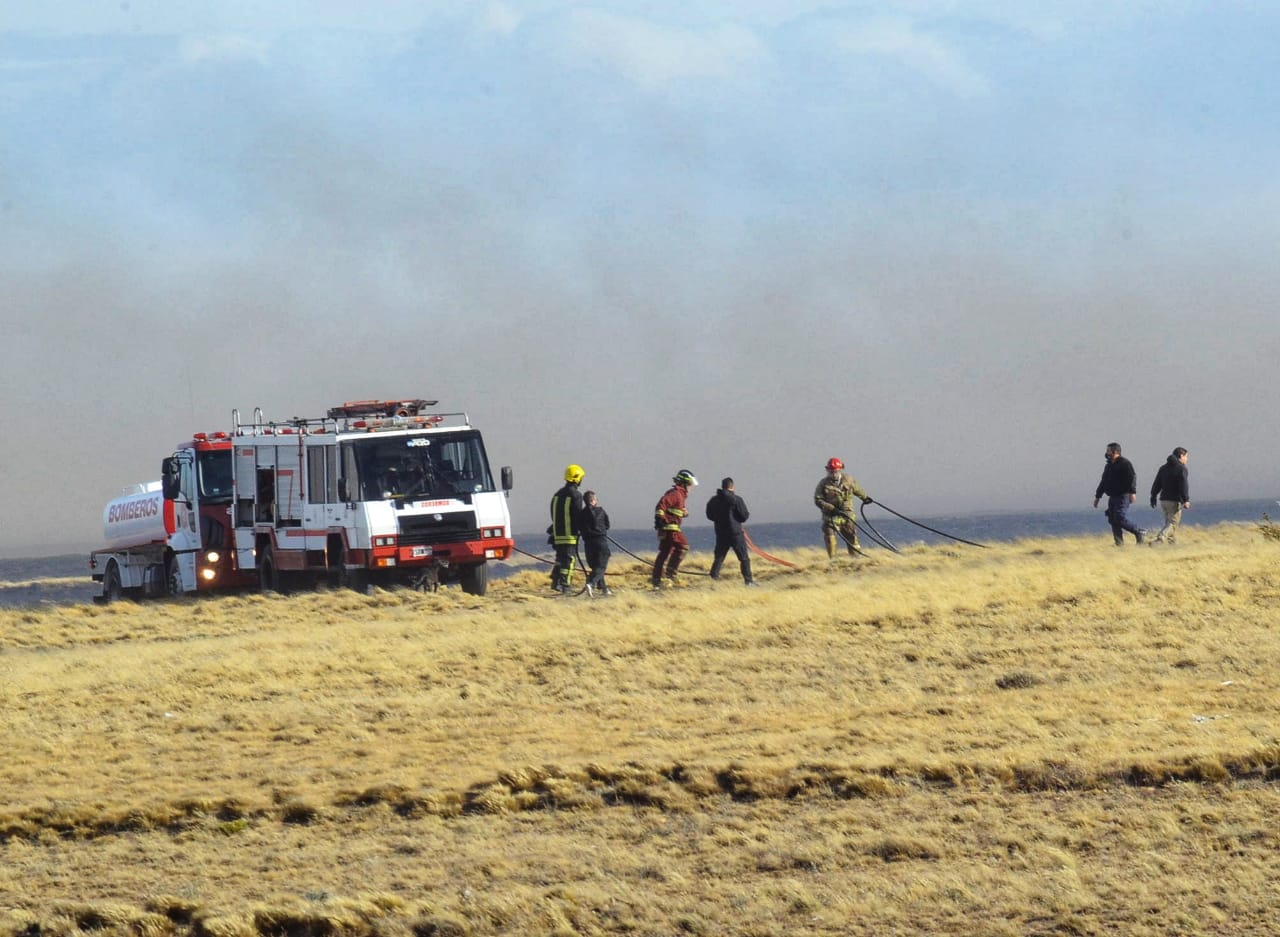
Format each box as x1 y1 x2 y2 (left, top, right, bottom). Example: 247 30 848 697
327 399 438 419
231 399 471 437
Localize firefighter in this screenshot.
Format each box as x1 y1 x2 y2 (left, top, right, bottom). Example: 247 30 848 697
814 457 872 559
549 464 585 593
652 469 697 589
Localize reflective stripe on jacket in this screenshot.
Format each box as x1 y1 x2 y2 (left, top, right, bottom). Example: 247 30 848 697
550 483 583 545
654 484 689 532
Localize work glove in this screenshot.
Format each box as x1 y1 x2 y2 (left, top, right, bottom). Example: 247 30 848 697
1150 499 1157 509
862 496 873 505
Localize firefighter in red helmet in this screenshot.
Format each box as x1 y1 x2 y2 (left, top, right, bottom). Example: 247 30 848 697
814 457 872 559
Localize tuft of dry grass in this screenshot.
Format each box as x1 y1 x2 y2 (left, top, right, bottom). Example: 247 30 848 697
1258 513 1280 542
3 524 1280 934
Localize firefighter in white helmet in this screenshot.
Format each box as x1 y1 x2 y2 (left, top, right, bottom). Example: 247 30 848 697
651 469 697 588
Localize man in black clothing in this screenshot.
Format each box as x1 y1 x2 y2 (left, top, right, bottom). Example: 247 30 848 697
1092 442 1145 546
579 490 612 596
705 477 755 585
1149 447 1190 545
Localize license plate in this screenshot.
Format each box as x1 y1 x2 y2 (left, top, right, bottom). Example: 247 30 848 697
411 546 430 558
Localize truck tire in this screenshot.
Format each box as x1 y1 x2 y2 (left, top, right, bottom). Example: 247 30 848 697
258 543 281 593
103 561 124 603
340 566 370 595
459 561 488 596
164 553 181 597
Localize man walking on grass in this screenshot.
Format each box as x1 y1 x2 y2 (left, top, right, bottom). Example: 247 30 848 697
1149 447 1190 545
1093 442 1145 546
579 490 613 596
705 477 755 586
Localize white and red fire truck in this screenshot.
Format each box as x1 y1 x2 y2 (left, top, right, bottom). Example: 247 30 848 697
90 399 514 601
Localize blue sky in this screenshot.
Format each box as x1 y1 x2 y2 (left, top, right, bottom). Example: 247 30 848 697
2 2 1278 554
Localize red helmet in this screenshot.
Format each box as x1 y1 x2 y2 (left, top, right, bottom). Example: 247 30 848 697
826 457 844 472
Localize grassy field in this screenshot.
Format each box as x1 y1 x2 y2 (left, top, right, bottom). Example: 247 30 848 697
3 524 1280 936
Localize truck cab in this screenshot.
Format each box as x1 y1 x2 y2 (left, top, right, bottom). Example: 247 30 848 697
229 401 514 594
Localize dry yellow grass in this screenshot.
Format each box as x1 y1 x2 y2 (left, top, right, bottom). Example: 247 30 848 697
3 524 1280 935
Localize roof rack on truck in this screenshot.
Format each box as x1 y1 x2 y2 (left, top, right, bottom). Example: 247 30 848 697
327 399 438 419
230 400 469 437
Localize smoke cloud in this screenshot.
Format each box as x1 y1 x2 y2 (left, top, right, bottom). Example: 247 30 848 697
3 5 1278 554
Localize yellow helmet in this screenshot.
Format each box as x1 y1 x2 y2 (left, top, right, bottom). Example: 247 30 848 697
564 464 585 484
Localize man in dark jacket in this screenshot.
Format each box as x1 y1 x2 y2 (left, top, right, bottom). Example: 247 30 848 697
1093 442 1145 546
705 477 755 585
1149 447 1190 545
578 490 612 596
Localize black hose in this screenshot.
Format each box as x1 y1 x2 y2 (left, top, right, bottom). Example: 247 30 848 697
511 543 589 596
512 544 556 565
836 527 875 558
846 508 899 554
607 534 713 577
866 501 989 549
607 535 652 565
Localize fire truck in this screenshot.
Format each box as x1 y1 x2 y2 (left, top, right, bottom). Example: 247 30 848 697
90 399 514 601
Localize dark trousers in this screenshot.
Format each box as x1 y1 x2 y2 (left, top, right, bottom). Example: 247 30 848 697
551 543 577 588
652 530 688 583
710 532 753 583
583 536 610 588
1105 495 1142 543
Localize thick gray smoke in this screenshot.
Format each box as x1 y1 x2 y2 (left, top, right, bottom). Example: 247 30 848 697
3 6 1278 554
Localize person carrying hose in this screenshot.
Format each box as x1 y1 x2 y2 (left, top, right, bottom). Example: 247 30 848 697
814 457 872 559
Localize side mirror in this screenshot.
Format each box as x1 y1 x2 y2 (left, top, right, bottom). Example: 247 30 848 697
501 466 513 492
161 457 182 500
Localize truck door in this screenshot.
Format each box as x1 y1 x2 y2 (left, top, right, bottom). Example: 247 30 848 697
170 454 200 591
303 442 344 553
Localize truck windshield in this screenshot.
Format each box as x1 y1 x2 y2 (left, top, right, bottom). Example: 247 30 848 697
348 431 494 502
197 450 234 504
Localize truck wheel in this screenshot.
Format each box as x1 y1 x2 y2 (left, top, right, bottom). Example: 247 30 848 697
340 565 370 595
258 543 281 593
103 562 124 603
459 561 488 596
164 554 181 597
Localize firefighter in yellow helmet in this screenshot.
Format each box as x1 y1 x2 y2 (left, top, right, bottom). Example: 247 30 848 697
814 457 872 559
549 464 585 593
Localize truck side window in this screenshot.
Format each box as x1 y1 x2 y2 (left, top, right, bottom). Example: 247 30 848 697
307 448 326 505
256 469 275 522
162 458 181 500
